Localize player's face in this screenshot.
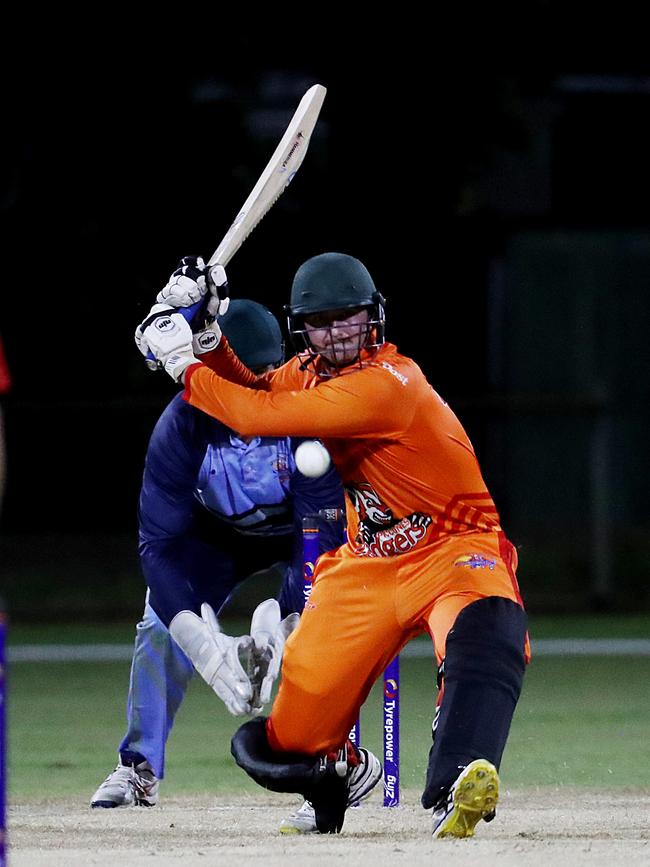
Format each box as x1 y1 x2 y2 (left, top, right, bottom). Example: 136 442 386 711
303 307 370 366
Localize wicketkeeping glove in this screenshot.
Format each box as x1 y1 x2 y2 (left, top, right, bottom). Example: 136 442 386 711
169 603 254 716
246 599 300 714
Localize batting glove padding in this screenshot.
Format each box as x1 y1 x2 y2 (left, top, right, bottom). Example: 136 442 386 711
206 263 230 318
157 256 230 318
169 603 254 716
157 256 208 307
135 304 198 382
192 319 223 355
247 599 300 714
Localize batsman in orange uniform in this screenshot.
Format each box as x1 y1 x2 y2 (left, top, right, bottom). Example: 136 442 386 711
137 252 529 838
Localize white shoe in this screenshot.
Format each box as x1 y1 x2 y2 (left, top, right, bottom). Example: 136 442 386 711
90 759 159 808
431 759 499 839
279 799 317 834
348 746 382 806
279 747 382 834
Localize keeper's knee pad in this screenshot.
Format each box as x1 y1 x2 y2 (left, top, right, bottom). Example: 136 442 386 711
422 596 527 809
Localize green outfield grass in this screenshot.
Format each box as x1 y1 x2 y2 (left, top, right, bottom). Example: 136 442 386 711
7 612 650 644
6 615 650 801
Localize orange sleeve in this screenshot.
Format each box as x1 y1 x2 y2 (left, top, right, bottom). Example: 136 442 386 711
198 336 304 393
183 359 412 439
198 336 269 389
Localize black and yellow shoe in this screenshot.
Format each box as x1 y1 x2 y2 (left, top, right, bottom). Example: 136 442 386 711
431 759 499 839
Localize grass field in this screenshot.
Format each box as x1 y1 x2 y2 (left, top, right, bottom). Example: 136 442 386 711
6 614 650 800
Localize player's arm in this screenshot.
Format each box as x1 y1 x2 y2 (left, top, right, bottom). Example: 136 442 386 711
135 300 409 437
183 358 412 439
137 395 211 622
199 333 274 390
137 258 301 391
139 397 255 715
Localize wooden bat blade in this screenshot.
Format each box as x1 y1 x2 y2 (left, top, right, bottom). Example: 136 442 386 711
207 83 326 273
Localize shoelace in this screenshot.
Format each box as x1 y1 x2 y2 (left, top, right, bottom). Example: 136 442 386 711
104 764 155 795
101 765 134 785
318 746 348 778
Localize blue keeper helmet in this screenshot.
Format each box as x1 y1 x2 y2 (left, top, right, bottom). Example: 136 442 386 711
219 299 285 373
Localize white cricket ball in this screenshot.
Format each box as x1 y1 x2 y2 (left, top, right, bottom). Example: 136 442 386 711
295 440 331 478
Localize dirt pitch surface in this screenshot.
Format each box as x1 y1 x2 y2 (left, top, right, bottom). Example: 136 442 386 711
9 788 650 866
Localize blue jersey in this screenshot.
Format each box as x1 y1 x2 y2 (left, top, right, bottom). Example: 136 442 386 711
138 394 344 625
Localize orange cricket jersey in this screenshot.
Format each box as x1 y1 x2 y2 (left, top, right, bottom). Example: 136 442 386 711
184 341 501 560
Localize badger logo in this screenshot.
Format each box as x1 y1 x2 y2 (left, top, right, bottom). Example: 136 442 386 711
346 482 432 558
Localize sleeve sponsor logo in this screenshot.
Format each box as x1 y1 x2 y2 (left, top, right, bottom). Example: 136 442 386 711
380 361 408 386
453 554 496 570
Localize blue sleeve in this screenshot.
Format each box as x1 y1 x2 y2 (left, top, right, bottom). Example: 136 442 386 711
277 440 346 617
138 395 216 625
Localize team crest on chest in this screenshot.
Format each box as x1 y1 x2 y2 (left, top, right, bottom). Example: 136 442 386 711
346 482 432 557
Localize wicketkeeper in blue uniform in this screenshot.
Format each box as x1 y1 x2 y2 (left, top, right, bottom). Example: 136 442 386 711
91 289 344 812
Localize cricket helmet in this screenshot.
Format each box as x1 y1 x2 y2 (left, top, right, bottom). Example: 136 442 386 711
286 252 385 371
220 299 284 372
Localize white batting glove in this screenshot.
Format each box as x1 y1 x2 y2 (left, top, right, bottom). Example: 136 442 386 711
169 603 254 716
135 303 198 382
157 256 209 307
246 599 300 714
157 256 230 319
206 263 230 318
192 319 223 355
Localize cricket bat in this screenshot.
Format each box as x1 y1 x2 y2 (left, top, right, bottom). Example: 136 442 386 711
143 84 326 363
207 83 327 285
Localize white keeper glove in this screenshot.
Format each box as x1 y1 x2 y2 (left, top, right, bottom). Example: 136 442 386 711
169 603 254 716
157 255 230 318
134 303 198 382
246 599 300 714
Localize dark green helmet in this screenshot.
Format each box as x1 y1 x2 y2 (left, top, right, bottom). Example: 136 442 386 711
288 252 382 315
220 299 284 371
286 253 386 373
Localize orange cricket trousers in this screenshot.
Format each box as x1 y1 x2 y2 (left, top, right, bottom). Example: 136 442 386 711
267 530 525 755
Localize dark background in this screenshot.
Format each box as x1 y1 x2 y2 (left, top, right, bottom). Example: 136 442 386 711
2 17 649 618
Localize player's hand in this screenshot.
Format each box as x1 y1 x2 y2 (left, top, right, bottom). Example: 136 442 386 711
169 604 254 716
206 263 230 318
135 303 198 382
192 319 223 355
157 256 209 308
246 599 300 714
157 256 230 319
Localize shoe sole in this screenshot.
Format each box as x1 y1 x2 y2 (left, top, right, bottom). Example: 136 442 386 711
90 798 157 808
279 821 316 835
432 759 499 839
